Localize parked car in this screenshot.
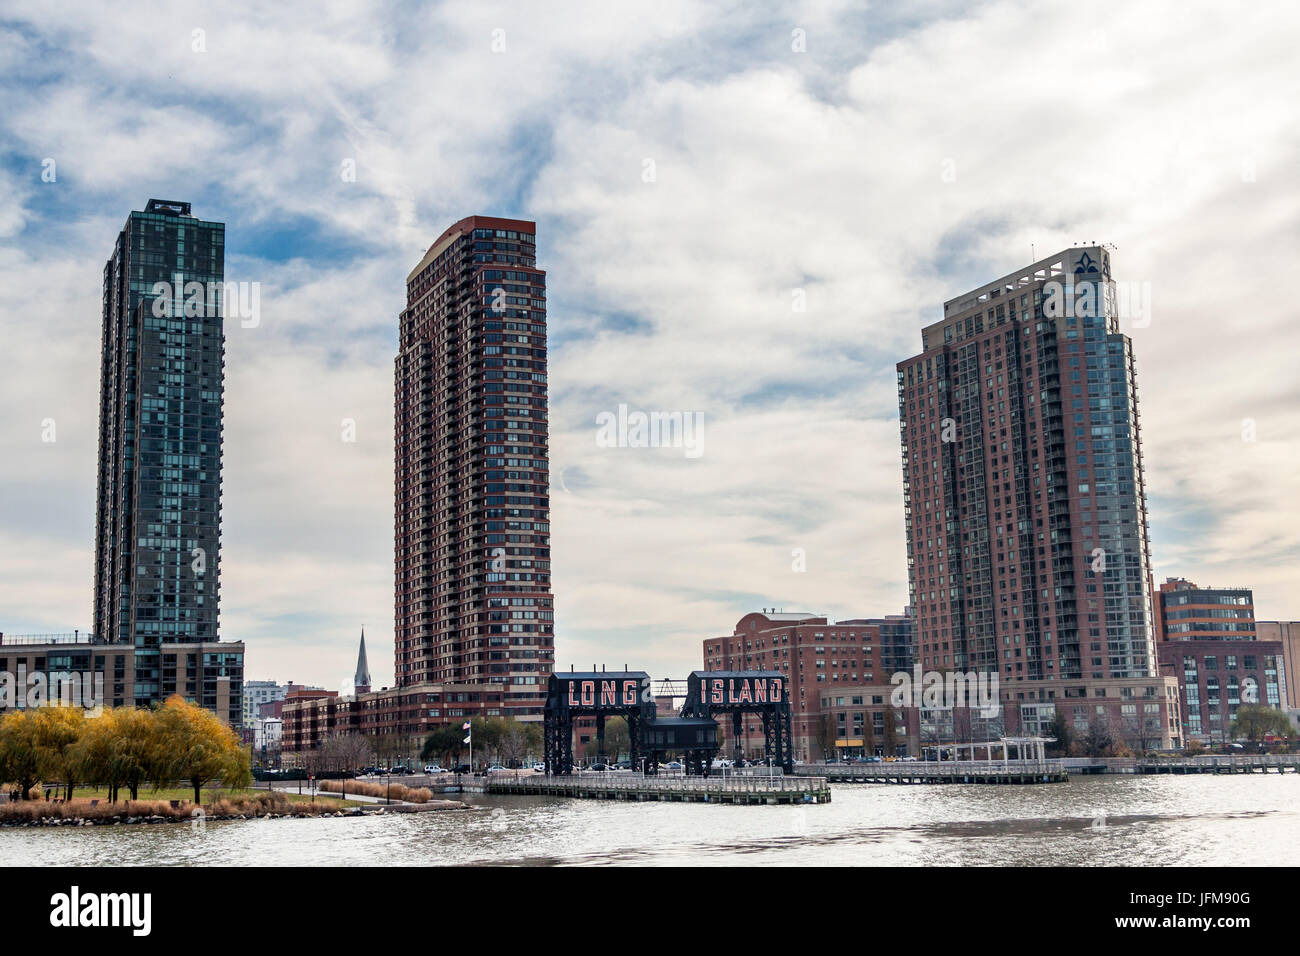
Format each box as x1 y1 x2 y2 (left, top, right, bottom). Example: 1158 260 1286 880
664 761 684 771
586 763 612 771
532 763 545 773
484 765 510 775
423 764 446 774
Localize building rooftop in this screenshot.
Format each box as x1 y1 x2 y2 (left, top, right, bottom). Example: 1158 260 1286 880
143 198 193 216
406 214 538 283
0 631 98 646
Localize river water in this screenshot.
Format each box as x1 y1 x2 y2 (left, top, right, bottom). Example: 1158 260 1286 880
0 775 1295 866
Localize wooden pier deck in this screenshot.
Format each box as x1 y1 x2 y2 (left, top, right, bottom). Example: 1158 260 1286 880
1137 755 1300 775
793 760 1068 785
484 771 831 804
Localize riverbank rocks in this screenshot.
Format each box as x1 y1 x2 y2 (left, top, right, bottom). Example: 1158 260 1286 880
1 797 472 827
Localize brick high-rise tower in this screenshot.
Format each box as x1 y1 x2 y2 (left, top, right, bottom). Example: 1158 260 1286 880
395 216 554 717
897 246 1157 688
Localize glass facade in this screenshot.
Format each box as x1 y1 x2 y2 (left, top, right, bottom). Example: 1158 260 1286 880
93 199 239 721
1159 584 1256 638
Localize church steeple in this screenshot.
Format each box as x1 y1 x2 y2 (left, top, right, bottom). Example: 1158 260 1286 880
353 628 372 694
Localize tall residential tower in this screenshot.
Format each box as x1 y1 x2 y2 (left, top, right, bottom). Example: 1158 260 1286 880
394 216 554 717
92 199 241 722
898 247 1157 690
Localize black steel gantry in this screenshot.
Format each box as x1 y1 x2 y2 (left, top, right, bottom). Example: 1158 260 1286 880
543 670 653 775
542 669 792 775
681 671 794 773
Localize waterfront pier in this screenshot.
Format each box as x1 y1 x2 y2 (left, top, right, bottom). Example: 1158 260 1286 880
794 759 1068 785
1137 754 1300 774
484 771 831 804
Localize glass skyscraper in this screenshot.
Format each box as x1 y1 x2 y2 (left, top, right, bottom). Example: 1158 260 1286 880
93 199 238 718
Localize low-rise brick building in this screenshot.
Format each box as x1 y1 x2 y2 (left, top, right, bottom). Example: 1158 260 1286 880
1158 639 1286 744
821 672 1182 757
279 681 508 761
1255 621 1300 710
703 610 888 761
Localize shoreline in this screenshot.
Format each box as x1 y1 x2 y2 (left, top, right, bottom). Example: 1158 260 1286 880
0 796 472 828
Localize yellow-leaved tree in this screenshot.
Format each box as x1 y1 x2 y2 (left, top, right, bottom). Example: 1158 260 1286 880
72 707 154 803
0 709 43 799
32 704 86 799
154 695 250 804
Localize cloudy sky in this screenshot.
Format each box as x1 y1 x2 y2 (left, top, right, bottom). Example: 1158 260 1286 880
1 0 1297 690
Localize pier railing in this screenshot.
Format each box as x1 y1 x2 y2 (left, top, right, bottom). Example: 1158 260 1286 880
1137 754 1300 773
485 770 826 794
482 769 832 804
796 759 1066 779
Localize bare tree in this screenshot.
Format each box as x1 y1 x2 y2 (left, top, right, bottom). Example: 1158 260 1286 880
921 708 953 758
373 734 406 769
815 715 835 760
320 733 374 772
883 709 898 756
1083 715 1114 757
600 717 629 763
1122 715 1161 755
499 721 543 766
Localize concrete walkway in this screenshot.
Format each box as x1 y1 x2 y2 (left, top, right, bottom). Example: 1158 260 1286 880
264 782 467 810
265 782 417 805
